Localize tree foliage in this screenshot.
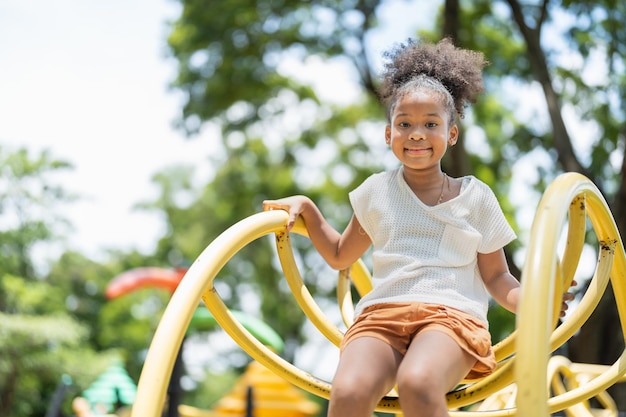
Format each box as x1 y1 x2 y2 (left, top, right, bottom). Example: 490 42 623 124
161 1 392 369
2 0 625 415
0 147 74 283
0 148 128 417
163 0 625 409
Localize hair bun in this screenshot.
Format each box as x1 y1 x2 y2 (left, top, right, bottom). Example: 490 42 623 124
379 38 489 119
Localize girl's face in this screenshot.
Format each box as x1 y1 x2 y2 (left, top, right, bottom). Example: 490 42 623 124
385 90 458 172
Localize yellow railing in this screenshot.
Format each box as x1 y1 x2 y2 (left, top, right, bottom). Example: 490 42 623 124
130 172 626 417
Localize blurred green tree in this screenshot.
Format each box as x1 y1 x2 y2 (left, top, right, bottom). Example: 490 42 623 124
0 147 118 417
0 147 74 284
161 0 625 409
7 0 619 415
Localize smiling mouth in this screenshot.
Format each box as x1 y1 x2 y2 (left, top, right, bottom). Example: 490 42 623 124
405 147 431 155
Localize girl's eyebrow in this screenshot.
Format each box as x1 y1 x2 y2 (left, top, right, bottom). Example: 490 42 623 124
394 112 443 118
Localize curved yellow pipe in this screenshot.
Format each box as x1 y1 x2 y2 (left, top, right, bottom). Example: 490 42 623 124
131 211 292 416
516 173 625 416
131 172 626 417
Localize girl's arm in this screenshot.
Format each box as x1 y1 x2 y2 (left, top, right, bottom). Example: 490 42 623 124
478 249 520 314
478 249 575 317
263 195 371 270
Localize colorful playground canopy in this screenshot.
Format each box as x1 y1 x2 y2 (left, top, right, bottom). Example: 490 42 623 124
81 360 137 413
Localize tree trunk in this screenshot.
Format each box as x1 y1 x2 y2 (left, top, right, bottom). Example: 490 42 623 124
505 0 591 179
442 0 471 178
505 0 626 408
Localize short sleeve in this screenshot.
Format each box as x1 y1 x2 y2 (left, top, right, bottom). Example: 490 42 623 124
349 176 374 238
473 181 516 254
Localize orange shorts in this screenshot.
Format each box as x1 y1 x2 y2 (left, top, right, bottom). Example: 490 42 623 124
341 303 496 379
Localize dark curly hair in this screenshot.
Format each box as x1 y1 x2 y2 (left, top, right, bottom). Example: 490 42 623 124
378 38 489 123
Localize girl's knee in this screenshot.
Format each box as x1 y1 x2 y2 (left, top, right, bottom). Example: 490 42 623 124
396 368 447 401
397 374 434 394
333 374 376 399
331 371 393 407
397 376 445 412
331 377 359 399
330 381 377 414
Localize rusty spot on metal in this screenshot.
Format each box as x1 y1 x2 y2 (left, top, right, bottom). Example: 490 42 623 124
570 195 586 211
599 239 617 254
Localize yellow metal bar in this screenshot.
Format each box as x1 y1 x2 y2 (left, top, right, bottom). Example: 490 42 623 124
131 172 626 417
547 356 594 417
131 210 293 417
337 261 373 328
516 172 625 416
561 195 587 285
274 227 345 347
516 176 574 416
337 268 355 328
460 245 616 416
202 285 334 399
584 190 626 337
549 243 613 354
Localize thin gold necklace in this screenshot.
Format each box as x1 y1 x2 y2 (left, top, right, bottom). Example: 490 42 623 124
436 173 448 205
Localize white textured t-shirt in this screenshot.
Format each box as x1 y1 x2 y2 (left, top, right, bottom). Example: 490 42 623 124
349 167 516 324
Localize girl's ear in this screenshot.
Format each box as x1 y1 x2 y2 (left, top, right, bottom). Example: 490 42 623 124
448 124 459 147
385 125 391 144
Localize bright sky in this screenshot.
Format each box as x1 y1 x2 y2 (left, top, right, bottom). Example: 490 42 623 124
0 0 432 265
0 0 437 382
0 0 220 261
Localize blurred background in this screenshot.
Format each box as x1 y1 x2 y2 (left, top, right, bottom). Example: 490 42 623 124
1 0 624 416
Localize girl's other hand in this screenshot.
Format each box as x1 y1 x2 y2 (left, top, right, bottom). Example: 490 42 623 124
560 280 578 318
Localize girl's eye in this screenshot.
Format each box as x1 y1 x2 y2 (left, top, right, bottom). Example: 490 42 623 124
426 122 438 128
398 121 410 128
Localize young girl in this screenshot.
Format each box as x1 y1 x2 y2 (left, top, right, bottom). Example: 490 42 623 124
263 38 569 417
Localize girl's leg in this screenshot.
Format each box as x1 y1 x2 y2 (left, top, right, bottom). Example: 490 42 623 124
328 336 402 417
396 330 476 417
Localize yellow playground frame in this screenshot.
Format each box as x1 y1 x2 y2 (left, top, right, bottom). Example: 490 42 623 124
130 172 626 417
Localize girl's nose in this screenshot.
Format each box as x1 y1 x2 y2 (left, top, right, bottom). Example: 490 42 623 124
409 128 424 141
